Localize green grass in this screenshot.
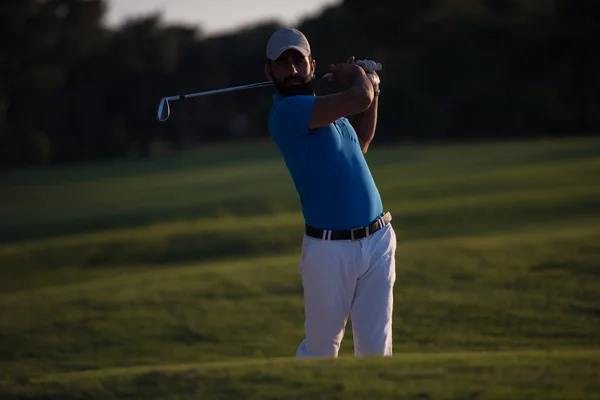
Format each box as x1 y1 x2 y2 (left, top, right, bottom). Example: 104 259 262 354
3 350 599 400
1 136 599 398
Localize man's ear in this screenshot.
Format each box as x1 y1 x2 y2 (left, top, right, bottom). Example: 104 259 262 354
311 58 316 75
265 62 273 81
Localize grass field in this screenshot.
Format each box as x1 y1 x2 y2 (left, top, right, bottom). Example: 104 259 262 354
1 136 599 399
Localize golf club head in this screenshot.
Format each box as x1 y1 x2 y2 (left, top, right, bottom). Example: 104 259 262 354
157 98 170 121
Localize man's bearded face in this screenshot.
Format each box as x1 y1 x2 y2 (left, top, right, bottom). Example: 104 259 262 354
273 73 314 96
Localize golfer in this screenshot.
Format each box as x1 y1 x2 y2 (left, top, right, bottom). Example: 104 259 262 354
265 27 397 358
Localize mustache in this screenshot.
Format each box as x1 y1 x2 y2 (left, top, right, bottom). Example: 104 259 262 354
283 75 307 85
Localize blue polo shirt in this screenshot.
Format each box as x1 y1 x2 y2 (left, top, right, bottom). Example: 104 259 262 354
268 93 384 231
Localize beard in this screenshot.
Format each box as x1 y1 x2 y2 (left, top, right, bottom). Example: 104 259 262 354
273 74 315 97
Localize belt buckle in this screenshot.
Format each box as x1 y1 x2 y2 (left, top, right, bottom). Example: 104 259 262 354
350 226 368 241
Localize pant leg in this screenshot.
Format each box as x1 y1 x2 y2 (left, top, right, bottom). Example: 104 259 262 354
296 235 362 358
350 223 397 357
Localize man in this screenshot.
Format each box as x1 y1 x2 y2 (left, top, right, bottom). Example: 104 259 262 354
265 27 397 358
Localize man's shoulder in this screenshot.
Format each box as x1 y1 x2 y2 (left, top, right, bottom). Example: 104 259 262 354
269 94 317 135
270 94 316 114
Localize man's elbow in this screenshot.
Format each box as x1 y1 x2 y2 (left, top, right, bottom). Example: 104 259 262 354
349 86 373 114
359 87 374 111
358 138 370 154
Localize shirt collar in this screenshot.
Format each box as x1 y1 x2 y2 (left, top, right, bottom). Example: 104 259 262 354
273 92 316 102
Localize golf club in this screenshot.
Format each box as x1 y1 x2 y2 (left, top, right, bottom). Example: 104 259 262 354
156 63 382 121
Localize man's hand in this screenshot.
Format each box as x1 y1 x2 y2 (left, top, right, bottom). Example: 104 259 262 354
355 59 381 73
327 60 367 87
355 59 381 90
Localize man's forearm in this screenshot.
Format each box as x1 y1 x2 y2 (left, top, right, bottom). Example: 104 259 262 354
351 91 378 154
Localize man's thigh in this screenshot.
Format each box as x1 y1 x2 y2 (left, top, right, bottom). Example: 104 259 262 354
297 236 362 356
351 223 397 356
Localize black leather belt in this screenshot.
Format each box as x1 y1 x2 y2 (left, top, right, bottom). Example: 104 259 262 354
305 212 392 241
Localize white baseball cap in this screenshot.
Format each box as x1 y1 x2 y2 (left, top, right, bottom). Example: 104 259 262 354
266 28 311 60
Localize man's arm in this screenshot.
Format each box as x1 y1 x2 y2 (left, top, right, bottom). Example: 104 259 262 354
349 65 380 154
350 88 378 154
308 63 374 130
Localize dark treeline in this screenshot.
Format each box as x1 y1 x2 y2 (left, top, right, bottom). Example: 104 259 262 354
1 0 598 167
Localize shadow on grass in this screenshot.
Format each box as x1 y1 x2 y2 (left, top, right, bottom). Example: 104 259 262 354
0 197 299 245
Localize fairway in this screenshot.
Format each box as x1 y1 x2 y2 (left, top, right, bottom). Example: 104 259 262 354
1 136 599 399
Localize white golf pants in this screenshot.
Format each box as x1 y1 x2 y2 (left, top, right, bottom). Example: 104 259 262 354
295 222 397 358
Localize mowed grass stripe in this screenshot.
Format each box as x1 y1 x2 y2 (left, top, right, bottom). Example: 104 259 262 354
10 348 600 382
2 179 597 254
2 349 599 400
1 214 598 296
377 157 600 197
0 212 304 252
4 146 598 211
2 219 599 299
0 253 302 300
0 159 290 210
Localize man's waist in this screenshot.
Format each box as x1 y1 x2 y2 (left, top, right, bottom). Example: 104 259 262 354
305 211 392 241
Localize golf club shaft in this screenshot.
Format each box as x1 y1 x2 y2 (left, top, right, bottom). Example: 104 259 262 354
164 81 271 102
157 72 330 121
164 71 330 102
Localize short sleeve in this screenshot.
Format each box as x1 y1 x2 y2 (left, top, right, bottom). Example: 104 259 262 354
268 95 316 142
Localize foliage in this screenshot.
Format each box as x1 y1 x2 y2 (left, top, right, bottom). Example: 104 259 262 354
0 0 599 166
